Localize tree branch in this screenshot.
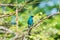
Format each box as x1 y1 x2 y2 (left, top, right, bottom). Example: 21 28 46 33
0 12 15 18
0 4 15 6
0 26 13 33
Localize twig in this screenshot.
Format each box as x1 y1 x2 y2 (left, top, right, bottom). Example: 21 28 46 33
0 26 18 40
0 4 16 6
0 26 13 33
16 7 18 32
0 12 15 18
0 4 25 18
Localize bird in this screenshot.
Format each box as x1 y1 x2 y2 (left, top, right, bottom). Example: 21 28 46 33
27 16 34 35
28 16 34 28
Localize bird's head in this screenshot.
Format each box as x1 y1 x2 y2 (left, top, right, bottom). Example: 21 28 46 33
29 16 34 19
30 16 34 18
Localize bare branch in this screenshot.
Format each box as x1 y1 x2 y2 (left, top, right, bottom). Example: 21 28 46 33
0 4 16 6
0 26 13 33
16 7 19 32
0 12 15 18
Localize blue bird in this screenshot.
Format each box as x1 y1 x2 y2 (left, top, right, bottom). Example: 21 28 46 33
28 16 34 28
